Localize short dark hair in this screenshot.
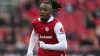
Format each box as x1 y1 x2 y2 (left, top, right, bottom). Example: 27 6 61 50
43 0 62 12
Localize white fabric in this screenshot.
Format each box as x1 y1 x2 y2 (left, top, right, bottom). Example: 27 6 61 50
38 15 54 22
27 29 38 55
40 22 67 50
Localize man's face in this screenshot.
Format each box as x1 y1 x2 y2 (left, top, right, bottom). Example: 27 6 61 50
39 3 52 20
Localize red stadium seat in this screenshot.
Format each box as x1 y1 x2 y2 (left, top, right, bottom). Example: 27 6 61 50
56 0 66 5
96 0 100 7
0 27 5 37
21 8 39 22
68 40 79 52
70 0 76 5
66 13 76 30
95 18 100 26
86 1 96 11
74 10 87 39
57 11 69 31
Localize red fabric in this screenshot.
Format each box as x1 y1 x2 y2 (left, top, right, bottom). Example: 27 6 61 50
32 18 66 56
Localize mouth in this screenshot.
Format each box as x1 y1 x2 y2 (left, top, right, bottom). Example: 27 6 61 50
40 14 45 16
40 14 45 18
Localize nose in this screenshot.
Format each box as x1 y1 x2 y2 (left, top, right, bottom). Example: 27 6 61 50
40 10 45 15
41 10 44 13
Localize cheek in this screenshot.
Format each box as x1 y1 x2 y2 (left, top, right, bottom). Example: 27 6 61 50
45 11 51 16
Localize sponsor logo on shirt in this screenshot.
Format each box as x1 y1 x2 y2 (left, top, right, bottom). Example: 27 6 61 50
40 35 52 39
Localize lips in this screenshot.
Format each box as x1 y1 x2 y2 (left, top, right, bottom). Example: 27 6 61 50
40 15 44 16
40 14 45 17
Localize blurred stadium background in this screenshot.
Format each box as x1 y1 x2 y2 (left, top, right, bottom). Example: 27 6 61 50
0 0 100 56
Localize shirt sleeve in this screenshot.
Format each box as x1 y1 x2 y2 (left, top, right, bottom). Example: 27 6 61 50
40 22 67 50
27 28 38 55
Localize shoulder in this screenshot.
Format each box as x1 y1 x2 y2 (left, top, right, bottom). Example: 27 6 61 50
53 17 63 28
54 17 60 22
31 18 40 27
32 18 39 24
54 22 65 34
54 17 63 27
55 22 63 28
51 17 61 25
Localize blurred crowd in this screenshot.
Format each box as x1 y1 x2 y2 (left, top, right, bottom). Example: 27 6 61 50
0 0 100 56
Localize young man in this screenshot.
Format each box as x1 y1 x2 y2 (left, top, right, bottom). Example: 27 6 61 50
27 0 67 56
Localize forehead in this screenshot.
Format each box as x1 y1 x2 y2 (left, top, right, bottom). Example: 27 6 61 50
40 3 52 9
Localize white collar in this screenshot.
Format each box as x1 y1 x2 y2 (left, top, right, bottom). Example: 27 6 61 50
38 15 54 22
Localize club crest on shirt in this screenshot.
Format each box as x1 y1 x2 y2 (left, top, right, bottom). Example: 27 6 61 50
45 27 49 32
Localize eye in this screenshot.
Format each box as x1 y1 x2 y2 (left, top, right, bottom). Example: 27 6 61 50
39 8 48 12
44 8 48 11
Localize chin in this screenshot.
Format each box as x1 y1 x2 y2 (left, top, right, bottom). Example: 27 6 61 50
40 18 48 22
40 16 46 19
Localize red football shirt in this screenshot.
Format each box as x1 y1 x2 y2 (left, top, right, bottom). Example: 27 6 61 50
32 17 66 56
